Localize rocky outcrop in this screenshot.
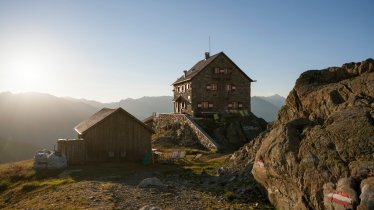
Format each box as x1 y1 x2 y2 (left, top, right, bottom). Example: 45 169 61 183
249 58 374 209
211 112 267 150
153 112 267 151
152 114 218 150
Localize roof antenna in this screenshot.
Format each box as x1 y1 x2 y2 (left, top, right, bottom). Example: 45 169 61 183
208 36 211 53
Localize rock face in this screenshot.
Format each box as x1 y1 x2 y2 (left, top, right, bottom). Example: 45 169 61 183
250 59 374 209
211 112 267 150
153 112 267 151
153 116 201 148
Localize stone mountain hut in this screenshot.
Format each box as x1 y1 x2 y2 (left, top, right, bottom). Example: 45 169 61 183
172 52 254 117
57 107 153 164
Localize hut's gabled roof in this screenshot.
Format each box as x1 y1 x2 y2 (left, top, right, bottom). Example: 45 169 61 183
172 52 254 85
74 107 154 135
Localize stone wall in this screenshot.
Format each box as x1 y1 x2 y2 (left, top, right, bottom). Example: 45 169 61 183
157 114 221 151
191 53 252 115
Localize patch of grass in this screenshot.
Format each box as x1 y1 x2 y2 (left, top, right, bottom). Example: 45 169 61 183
0 180 11 192
21 178 73 192
183 155 228 175
223 191 236 201
0 161 35 182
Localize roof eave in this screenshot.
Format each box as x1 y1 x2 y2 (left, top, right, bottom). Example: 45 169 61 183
74 128 83 135
172 78 191 85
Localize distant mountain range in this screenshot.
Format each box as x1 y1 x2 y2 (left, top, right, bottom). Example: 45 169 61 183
65 96 173 120
0 92 284 163
252 94 285 122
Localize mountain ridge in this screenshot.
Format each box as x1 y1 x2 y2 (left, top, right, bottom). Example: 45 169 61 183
0 92 284 163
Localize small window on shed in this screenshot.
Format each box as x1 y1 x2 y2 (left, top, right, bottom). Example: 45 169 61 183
209 103 213 108
232 102 238 109
202 101 209 109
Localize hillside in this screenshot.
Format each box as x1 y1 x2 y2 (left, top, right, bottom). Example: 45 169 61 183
0 155 273 209
0 139 40 164
0 92 97 150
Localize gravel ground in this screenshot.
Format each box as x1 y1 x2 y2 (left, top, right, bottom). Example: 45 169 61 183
0 159 273 209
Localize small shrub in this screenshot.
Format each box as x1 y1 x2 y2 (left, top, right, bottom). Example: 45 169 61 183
0 180 10 192
223 191 236 201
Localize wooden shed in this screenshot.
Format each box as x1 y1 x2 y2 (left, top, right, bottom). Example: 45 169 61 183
58 107 153 164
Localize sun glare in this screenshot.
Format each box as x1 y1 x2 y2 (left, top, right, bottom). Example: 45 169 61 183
4 46 51 92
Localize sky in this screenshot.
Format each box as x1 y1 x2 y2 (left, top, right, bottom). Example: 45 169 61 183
0 0 373 102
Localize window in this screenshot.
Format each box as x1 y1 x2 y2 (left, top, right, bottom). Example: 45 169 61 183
226 84 236 91
228 102 239 109
202 101 209 109
208 103 213 108
238 103 243 108
215 67 230 74
232 102 238 109
197 103 202 108
207 84 217 91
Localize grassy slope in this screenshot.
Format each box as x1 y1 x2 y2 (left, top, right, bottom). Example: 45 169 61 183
0 154 274 209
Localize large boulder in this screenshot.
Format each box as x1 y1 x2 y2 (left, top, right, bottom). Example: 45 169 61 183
138 177 165 188
211 112 267 150
251 58 374 209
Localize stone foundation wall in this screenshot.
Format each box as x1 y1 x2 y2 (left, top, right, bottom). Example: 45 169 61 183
157 114 220 150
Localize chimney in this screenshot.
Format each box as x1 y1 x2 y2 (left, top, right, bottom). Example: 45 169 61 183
183 70 187 77
205 52 210 60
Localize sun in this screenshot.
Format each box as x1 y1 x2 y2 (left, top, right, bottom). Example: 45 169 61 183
5 51 47 92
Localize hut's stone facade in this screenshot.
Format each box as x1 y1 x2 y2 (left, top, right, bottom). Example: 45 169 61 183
172 52 254 116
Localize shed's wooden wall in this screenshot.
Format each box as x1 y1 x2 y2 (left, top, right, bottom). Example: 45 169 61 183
57 139 86 165
81 111 152 162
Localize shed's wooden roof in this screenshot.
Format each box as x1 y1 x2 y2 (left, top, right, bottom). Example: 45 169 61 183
74 107 154 135
172 52 254 85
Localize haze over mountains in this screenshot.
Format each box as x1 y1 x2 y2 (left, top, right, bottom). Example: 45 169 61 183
0 92 284 163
